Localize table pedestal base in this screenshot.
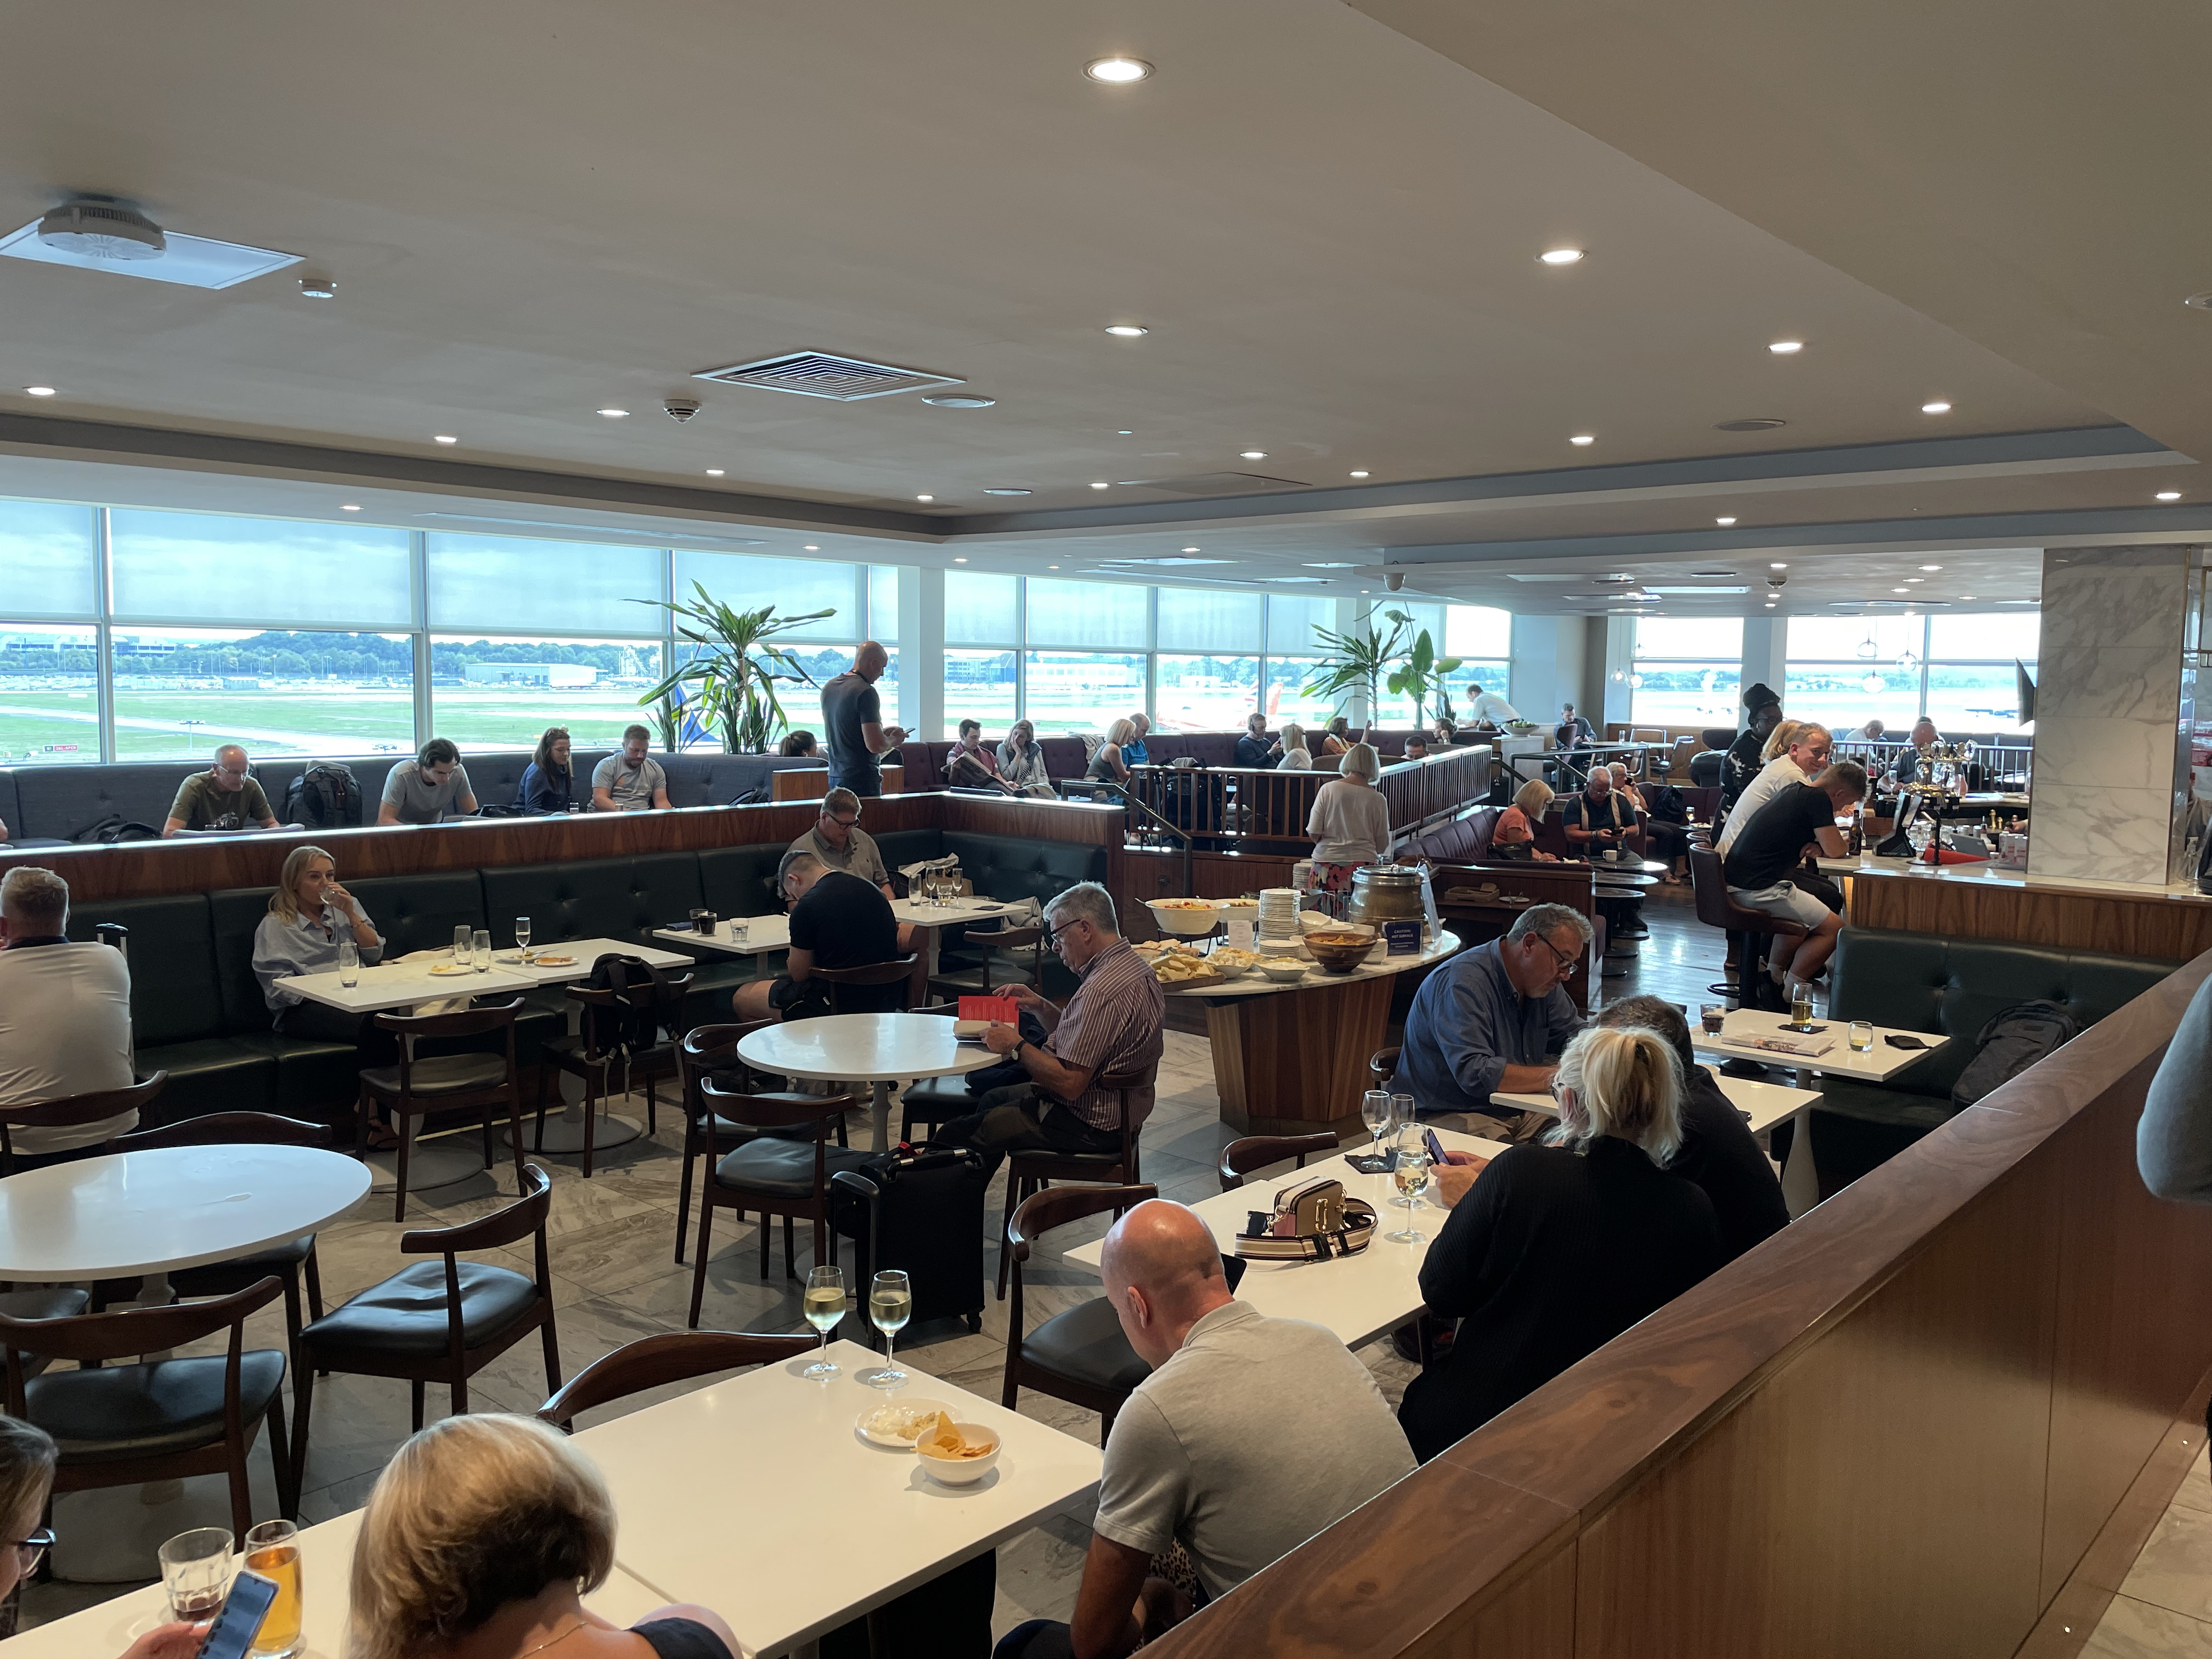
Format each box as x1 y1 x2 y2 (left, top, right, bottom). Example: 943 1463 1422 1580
509 1107 646 1156
365 1143 486 1196
1205 974 1396 1139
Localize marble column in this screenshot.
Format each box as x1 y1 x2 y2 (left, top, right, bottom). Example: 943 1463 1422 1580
2026 546 2189 885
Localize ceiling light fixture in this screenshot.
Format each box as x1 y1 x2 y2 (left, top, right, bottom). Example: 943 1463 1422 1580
340 504 361 512
1116 429 1133 436
1715 516 1737 526
1960 594 1974 600
1921 400 1952 414
21 386 55 398
1350 470 1369 478
1182 546 1200 553
1091 481 1110 489
1085 55 1153 83
705 468 724 476
596 407 629 419
1538 247 1584 265
1905 577 1925 583
982 487 1032 496
916 494 934 502
1049 564 1060 569
2158 490 2183 501
1104 324 1149 337
1768 340 1804 354
803 544 819 551
1892 586 1909 594
1305 562 1358 569
433 434 459 445
296 275 337 299
921 393 995 409
1239 450 1266 460
1570 433 1595 447
1770 561 1788 569
1920 563 1942 571
952 556 967 563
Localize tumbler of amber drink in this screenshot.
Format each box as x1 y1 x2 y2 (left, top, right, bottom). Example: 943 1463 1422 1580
243 1520 303 1657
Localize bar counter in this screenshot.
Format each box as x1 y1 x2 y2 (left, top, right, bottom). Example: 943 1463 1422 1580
1820 854 2212 959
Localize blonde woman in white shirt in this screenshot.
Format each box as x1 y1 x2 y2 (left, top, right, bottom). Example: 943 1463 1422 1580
1277 723 1314 771
1307 743 1390 918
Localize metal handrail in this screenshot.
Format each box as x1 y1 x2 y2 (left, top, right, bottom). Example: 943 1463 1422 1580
1055 778 1194 898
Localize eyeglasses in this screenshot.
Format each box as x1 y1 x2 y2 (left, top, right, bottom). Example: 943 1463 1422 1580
825 814 859 829
9 1526 53 1575
1533 932 1578 973
1043 918 1091 953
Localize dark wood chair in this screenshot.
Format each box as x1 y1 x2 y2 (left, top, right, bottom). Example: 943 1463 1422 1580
1218 1133 1340 1192
997 1062 1155 1299
673 1023 845 1265
292 1164 560 1494
537 972 696 1178
107 1112 333 1383
0 1073 168 1175
0 1277 294 1534
1003 1184 1157 1447
928 923 1046 998
537 1331 814 1430
1368 1047 1400 1088
688 1079 871 1321
811 955 919 1014
359 998 527 1221
896 1001 977 1144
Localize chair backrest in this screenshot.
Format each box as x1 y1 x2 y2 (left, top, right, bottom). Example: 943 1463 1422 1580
537 1331 814 1430
816 953 918 1015
984 925 1045 951
1006 1183 1159 1266
1219 1133 1340 1191
1368 1046 1400 1087
1092 1060 1158 1176
698 1076 853 1135
0 1072 170 1173
110 1110 332 1153
0 1274 284 1412
401 1161 553 1257
1689 844 1806 937
373 996 525 1038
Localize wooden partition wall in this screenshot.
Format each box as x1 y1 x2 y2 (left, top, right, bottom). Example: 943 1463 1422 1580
1148 951 2212 1659
1847 867 2212 962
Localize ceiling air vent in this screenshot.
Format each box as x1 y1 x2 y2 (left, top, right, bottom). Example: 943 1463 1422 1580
1715 417 1788 433
692 352 963 402
1113 471 1310 495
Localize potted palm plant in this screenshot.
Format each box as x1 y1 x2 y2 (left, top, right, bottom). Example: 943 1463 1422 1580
1305 609 1462 736
1385 618 1463 728
636 585 834 753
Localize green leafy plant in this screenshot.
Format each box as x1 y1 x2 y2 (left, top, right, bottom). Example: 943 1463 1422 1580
647 693 680 753
1304 608 1463 736
636 585 834 753
1385 616 1463 727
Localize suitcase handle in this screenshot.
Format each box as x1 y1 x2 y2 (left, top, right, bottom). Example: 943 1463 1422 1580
830 1168 887 1353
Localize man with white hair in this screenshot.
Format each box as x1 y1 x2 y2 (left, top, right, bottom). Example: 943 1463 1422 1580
163 743 280 836
938 883 1163 1170
822 640 896 798
0 867 140 1160
993 1200 1414 1658
1396 902 1590 1117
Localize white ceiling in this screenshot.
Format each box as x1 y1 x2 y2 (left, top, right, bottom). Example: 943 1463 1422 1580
0 0 2200 614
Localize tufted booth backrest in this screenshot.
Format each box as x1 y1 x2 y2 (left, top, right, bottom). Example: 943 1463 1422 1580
64 893 227 1047
943 830 1108 909
481 853 706 947
1828 929 2174 1102
0 770 21 842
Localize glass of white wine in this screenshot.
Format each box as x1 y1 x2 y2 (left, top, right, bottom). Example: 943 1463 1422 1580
861 1268 912 1389
803 1265 846 1379
1389 1124 1431 1245
515 916 533 963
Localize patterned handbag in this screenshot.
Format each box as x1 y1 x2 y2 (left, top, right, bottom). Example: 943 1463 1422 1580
1234 1176 1378 1262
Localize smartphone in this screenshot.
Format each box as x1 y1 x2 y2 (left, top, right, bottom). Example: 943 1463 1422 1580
1424 1127 1448 1166
194 1570 278 1659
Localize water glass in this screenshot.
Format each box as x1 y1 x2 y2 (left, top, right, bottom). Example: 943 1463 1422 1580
337 939 360 989
1391 1093 1414 1136
242 1518 304 1657
1361 1090 1393 1160
803 1264 846 1379
1388 1125 1431 1245
452 924 472 962
159 1526 235 1623
861 1268 912 1390
472 928 492 973
515 916 533 962
1849 1020 1876 1053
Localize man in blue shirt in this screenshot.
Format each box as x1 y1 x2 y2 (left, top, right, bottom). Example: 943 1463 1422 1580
1396 904 1590 1116
1121 712 1151 768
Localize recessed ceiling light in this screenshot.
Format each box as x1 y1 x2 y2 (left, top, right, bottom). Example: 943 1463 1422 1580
1349 470 1369 478
2158 490 2183 501
433 434 459 445
1116 429 1133 435
1305 562 1359 568
921 394 996 409
1768 340 1804 354
1085 55 1153 83
1239 450 1267 460
1960 594 1974 600
1570 433 1595 446
1049 564 1059 569
916 494 934 502
1892 586 1909 594
1920 563 1942 571
803 544 819 551
1691 570 1736 578
340 504 361 512
1714 516 1737 526
1905 577 1925 583
1104 324 1149 337
1770 561 1788 569
1921 400 1952 414
982 487 1032 496
1091 481 1110 489
1538 248 1585 265
952 556 966 563
1182 546 1200 553
596 408 629 418
705 468 724 477
21 386 54 397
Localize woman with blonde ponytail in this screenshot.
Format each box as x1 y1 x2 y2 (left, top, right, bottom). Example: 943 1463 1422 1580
1396 1025 1725 1462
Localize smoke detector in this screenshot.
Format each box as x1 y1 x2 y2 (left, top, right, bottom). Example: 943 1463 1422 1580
38 198 165 261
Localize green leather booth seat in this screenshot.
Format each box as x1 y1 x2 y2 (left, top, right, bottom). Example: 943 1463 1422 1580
58 828 1108 1128
1810 928 2174 1195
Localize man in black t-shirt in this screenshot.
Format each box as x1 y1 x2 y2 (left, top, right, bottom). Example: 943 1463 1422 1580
1723 760 1864 1004
822 641 894 797
1719 682 1783 817
733 852 902 1022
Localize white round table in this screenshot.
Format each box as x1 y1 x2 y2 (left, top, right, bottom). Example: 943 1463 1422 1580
736 1013 1001 1150
0 1144 371 1282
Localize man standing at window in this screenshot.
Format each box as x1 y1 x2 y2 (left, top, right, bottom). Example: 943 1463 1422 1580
377 738 478 825
591 724 672 811
822 641 894 798
163 744 280 836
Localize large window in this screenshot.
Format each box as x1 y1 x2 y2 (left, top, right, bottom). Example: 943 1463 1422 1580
1442 606 1515 721
111 512 412 628
109 628 416 759
430 637 665 751
1630 618 1743 725
945 650 1017 732
0 626 99 765
1025 652 1148 732
1788 613 2039 735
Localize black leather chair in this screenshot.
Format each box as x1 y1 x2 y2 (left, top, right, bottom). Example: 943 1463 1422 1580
672 1022 844 1265
1 1277 294 1533
1218 1133 1339 1192
0 1073 168 1175
538 1331 814 1431
537 972 695 1178
1689 845 1807 1011
895 1001 975 1145
359 998 527 1220
688 1080 873 1319
998 1062 1154 1299
812 955 918 1015
292 1164 560 1491
1003 1184 1156 1446
928 923 1046 999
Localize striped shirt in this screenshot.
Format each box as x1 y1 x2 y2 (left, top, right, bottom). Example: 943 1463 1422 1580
1045 936 1166 1131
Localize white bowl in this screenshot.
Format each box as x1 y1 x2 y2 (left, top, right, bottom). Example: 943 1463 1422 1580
1257 958 1308 983
1147 899 1224 938
916 1423 1002 1485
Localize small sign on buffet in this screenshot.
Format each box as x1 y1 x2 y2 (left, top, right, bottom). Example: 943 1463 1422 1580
1383 919 1421 956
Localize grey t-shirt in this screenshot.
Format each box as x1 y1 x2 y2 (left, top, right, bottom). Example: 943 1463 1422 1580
822 672 882 788
380 760 473 824
592 753 667 811
781 823 890 890
1092 1300 1415 1596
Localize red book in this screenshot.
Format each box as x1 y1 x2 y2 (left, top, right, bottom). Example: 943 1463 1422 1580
958 995 1019 1025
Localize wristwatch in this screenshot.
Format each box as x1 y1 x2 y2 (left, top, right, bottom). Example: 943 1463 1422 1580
1011 1039 1027 1062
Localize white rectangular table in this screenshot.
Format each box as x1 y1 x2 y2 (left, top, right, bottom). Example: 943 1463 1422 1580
1695 1008 1948 1085
272 958 537 1014
654 895 1021 958
0 1509 671 1658
1062 1128 1509 1351
575 1340 1102 1658
1493 1065 1826 1215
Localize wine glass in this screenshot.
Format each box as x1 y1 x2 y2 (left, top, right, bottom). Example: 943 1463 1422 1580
803 1265 846 1379
861 1269 911 1389
1906 816 1935 861
1388 1125 1431 1245
515 916 533 963
1360 1090 1393 1164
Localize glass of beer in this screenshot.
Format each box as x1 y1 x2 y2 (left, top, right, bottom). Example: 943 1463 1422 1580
242 1519 304 1657
1790 987 1813 1028
158 1527 234 1624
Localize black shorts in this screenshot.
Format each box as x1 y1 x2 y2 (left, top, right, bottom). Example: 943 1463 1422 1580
768 975 832 1020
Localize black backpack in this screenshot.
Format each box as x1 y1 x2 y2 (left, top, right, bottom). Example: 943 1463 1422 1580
1950 999 2081 1110
71 815 161 844
584 952 676 1061
284 763 362 829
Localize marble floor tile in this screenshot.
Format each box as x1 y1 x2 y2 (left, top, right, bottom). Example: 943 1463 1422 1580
2119 1504 2212 1621
2171 1447 2212 1517
2087 1592 2212 1658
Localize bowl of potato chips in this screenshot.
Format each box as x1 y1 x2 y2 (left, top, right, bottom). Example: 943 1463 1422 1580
913 1413 1002 1485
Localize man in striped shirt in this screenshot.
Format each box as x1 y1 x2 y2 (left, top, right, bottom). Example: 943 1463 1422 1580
939 882 1164 1170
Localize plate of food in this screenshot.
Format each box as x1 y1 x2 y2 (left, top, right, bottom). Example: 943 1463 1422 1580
529 953 578 968
1206 946 1262 977
856 1398 955 1449
1152 952 1227 988
427 962 473 977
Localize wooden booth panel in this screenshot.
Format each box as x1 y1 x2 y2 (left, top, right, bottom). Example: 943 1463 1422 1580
1848 872 2212 961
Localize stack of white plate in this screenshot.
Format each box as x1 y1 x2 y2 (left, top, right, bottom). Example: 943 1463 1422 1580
1257 889 1303 945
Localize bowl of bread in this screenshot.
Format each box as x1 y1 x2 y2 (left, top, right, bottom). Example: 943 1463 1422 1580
1146 898 1224 939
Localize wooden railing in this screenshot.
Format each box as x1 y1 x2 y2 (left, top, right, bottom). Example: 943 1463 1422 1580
1117 747 1491 854
1147 949 2212 1659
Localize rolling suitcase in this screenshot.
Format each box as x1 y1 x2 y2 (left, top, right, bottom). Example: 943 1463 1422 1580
831 1147 989 1335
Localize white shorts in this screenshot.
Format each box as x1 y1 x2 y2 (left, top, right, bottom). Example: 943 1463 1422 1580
1727 881 1831 931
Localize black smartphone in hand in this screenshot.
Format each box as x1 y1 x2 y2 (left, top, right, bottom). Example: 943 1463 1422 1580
195 1570 278 1659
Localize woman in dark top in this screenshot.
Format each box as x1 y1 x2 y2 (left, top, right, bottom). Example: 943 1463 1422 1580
778 730 819 758
349 1414 743 1659
1398 1025 1723 1463
518 726 577 813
